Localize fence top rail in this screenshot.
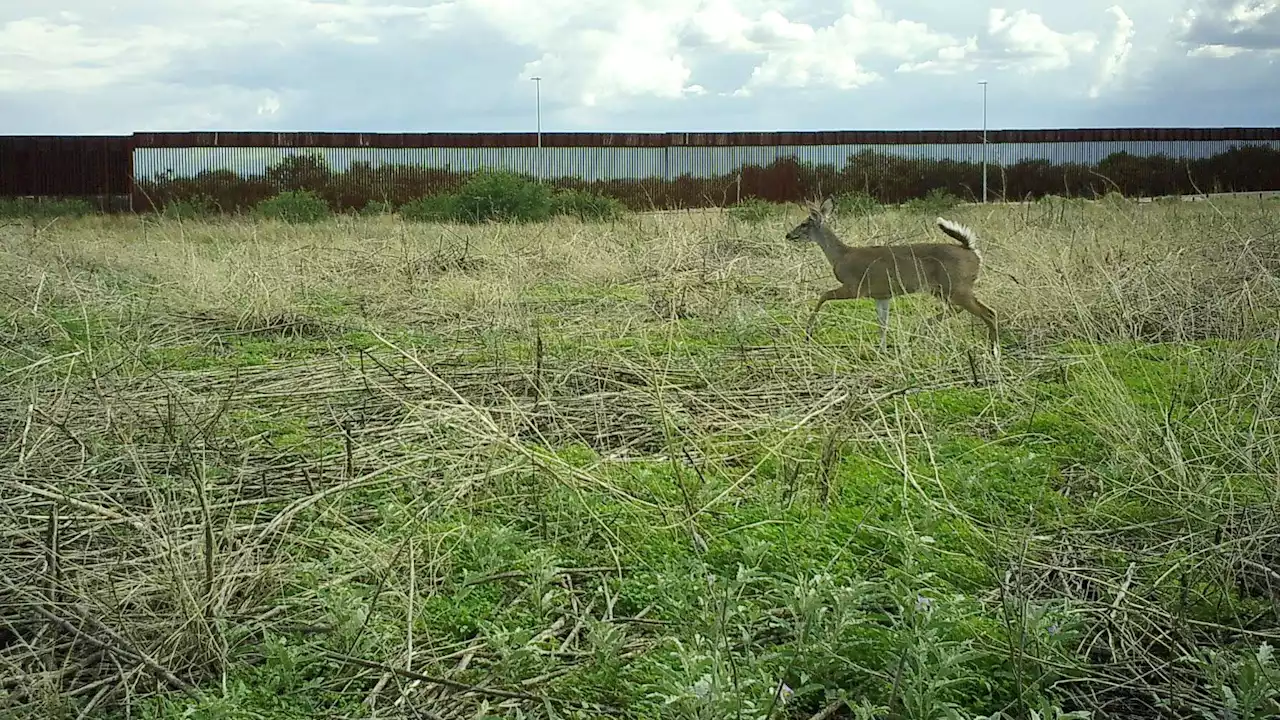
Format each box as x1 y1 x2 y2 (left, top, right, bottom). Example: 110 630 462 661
101 127 1280 148
0 135 133 148
4 128 1280 150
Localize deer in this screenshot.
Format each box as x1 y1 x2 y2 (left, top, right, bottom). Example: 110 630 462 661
785 197 1000 357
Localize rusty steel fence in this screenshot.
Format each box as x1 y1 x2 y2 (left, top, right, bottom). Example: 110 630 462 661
0 135 133 211
4 128 1280 212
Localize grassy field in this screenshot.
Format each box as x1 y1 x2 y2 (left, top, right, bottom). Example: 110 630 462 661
2 196 1280 719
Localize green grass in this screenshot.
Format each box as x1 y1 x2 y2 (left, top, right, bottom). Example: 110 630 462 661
2 198 1280 719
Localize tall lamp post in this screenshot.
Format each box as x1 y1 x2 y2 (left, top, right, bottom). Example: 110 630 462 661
979 80 988 203
531 76 542 181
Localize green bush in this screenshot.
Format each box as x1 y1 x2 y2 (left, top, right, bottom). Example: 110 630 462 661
551 188 626 221
252 190 331 223
398 185 624 224
726 198 786 223
162 195 218 220
902 187 963 213
453 170 553 223
835 191 882 217
359 199 394 216
0 197 95 219
399 194 459 222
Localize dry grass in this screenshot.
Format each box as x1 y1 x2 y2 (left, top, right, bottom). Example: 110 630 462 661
2 197 1279 719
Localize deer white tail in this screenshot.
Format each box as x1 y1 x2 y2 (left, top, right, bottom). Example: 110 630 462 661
935 217 982 264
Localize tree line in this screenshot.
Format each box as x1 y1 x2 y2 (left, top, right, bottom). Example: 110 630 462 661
132 144 1280 213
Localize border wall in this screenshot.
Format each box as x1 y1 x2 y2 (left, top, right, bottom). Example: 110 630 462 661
3 128 1279 211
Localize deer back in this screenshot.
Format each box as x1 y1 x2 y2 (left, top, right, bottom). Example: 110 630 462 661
835 243 980 298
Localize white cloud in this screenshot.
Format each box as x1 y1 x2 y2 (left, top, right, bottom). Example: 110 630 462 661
315 21 380 45
461 0 588 47
0 1 450 95
518 5 701 106
6 82 299 134
0 0 1278 134
985 8 1099 72
1089 6 1136 97
1177 0 1280 56
0 16 194 92
257 93 281 116
747 10 815 47
464 0 746 107
897 6 1113 78
685 0 759 52
1187 42 1247 56
207 0 444 39
896 37 980 75
737 1 966 94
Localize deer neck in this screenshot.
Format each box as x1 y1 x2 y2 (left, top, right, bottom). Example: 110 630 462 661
812 225 851 267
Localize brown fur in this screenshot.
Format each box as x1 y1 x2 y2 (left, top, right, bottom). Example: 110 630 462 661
786 197 1000 355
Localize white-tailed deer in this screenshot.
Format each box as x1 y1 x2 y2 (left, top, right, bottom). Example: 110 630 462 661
786 197 1000 356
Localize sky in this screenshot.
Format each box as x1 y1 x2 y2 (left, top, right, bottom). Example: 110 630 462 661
0 0 1277 135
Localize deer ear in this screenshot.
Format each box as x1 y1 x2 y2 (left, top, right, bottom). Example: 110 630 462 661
820 197 835 215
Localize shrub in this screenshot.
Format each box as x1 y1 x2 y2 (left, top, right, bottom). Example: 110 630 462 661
726 198 786 223
162 195 218 220
835 191 882 217
902 187 963 214
0 197 95 219
551 188 626 221
452 170 553 223
399 195 459 222
359 200 394 216
252 190 331 223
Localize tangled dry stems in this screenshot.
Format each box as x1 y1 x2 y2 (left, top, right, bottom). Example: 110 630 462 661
1 198 1279 718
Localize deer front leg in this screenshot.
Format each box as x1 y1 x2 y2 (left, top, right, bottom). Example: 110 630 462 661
875 298 890 350
803 294 830 341
805 285 860 341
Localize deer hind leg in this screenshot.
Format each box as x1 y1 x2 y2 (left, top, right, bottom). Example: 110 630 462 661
924 303 958 327
949 290 1000 357
923 282 958 328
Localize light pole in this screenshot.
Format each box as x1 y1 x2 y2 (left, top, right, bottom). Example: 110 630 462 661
531 76 542 181
979 80 988 203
